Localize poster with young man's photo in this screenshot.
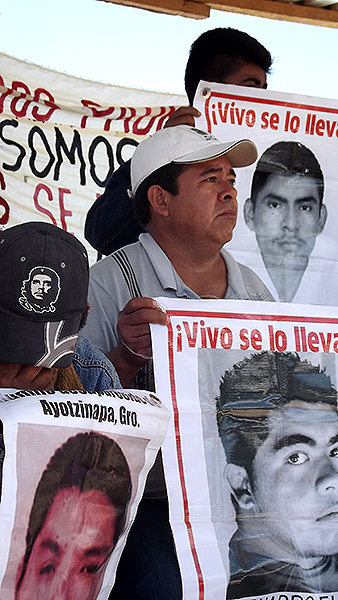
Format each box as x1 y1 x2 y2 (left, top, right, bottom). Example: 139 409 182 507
0 389 170 600
194 84 338 306
151 297 338 600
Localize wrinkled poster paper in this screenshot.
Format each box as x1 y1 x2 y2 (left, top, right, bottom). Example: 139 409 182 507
0 388 170 599
152 298 338 600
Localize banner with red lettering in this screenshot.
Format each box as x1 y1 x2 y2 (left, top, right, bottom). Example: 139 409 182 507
151 298 338 599
0 53 184 263
194 83 338 306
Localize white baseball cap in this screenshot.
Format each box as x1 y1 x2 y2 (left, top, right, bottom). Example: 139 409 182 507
129 125 258 197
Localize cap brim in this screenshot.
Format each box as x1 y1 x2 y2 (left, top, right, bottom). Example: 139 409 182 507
0 312 80 369
174 139 258 168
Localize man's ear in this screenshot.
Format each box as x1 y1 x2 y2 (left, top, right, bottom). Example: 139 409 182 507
318 203 327 234
225 463 255 510
147 185 170 218
243 198 255 232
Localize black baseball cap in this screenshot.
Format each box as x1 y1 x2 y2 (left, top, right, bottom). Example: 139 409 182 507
0 222 89 368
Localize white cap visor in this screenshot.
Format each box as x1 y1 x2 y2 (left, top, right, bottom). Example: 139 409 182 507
173 138 257 168
130 126 258 197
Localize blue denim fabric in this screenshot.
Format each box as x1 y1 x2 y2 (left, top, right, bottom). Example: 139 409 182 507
72 335 121 392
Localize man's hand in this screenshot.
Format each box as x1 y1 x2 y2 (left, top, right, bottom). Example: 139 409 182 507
107 297 169 387
0 363 54 390
164 106 201 129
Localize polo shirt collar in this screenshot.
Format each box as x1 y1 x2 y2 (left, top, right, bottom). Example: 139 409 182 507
138 233 199 299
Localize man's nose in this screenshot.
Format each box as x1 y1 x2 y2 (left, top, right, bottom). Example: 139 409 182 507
49 569 73 600
219 182 237 202
282 205 299 231
316 459 338 496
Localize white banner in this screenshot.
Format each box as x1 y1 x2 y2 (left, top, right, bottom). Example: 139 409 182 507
0 388 170 600
195 82 338 306
151 298 338 599
0 53 185 263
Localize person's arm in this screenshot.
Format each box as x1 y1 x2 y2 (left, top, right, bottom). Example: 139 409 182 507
81 270 169 387
85 160 144 255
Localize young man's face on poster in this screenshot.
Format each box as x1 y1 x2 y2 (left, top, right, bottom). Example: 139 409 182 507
245 173 327 265
232 402 338 558
16 487 117 600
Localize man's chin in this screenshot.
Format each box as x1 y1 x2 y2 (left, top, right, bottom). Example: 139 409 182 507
262 247 310 269
292 527 338 558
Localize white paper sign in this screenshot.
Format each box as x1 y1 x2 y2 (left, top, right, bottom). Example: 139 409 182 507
0 388 170 600
195 82 338 306
152 297 338 600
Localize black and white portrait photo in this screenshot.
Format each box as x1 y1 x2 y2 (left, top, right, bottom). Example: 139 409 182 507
216 351 338 598
243 142 327 302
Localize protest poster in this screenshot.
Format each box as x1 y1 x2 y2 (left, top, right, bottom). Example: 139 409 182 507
151 297 338 599
194 83 338 306
0 53 184 263
0 388 170 600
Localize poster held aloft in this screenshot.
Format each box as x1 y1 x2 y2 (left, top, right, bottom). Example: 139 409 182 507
151 297 338 599
194 82 338 306
0 388 170 600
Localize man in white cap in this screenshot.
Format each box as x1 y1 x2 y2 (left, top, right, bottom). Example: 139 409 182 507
82 125 274 600
83 126 273 388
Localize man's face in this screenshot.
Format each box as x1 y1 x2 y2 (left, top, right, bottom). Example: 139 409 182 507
245 174 326 266
251 402 338 558
223 62 267 89
31 274 53 300
17 487 117 600
164 154 238 252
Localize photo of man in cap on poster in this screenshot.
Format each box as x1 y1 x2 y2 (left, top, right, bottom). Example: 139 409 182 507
216 351 338 598
241 141 338 305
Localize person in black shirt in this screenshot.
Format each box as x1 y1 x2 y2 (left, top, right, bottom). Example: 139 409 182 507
85 27 272 255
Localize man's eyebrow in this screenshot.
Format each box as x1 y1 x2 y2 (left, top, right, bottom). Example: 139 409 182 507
273 434 316 451
329 434 338 446
41 539 60 555
295 196 320 204
198 165 236 178
263 193 287 203
84 546 112 557
242 77 265 87
263 193 319 205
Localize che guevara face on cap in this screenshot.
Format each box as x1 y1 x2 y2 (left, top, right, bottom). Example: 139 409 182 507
0 222 89 368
